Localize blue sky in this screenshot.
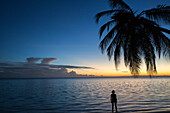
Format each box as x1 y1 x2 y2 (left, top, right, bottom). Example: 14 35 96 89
0 0 170 76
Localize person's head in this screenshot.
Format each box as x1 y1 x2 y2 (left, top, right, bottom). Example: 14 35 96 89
112 90 115 94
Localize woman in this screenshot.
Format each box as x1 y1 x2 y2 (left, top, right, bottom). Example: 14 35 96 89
110 90 117 112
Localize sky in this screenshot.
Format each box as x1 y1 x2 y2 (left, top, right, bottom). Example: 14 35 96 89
0 0 170 77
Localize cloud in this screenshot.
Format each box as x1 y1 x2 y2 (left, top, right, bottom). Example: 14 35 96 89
26 57 41 64
0 61 94 78
0 63 14 66
48 64 94 69
26 57 58 64
41 58 58 64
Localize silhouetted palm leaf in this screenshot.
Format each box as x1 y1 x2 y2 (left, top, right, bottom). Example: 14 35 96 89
142 6 170 24
96 0 170 76
109 0 132 12
95 10 123 23
99 20 116 38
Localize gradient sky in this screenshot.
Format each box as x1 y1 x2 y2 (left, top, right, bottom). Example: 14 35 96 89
0 0 170 76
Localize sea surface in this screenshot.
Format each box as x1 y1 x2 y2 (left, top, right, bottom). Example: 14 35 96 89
0 78 170 113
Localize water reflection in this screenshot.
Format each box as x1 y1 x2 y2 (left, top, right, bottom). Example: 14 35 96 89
0 78 170 112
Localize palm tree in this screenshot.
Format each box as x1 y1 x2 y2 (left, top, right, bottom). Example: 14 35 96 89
96 0 170 76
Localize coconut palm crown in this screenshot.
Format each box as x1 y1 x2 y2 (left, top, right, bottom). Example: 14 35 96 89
96 0 170 75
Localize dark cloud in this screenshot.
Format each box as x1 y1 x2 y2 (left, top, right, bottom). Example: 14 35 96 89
0 67 77 78
41 58 58 64
0 62 94 78
48 65 94 69
26 57 58 64
26 57 42 64
0 63 93 70
0 63 14 66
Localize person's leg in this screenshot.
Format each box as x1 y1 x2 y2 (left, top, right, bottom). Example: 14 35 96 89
112 103 114 112
115 102 117 112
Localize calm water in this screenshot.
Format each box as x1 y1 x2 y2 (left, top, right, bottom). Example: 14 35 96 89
0 78 170 113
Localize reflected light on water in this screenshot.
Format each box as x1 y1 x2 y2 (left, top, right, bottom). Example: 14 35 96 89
0 78 170 112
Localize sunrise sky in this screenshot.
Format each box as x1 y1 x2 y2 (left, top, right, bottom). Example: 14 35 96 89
0 0 170 77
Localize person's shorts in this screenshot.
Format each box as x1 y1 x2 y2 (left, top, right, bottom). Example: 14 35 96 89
111 101 117 103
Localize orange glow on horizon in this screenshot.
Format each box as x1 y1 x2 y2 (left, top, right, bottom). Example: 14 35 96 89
69 57 170 76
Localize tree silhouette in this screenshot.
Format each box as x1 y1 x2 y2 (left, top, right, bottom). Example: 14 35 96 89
96 0 170 76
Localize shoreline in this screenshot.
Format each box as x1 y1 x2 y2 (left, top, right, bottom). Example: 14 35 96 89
0 76 170 79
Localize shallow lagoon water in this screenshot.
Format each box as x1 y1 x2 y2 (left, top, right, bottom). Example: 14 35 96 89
0 78 170 112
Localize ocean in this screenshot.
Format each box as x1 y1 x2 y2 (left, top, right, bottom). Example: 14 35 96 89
0 78 170 112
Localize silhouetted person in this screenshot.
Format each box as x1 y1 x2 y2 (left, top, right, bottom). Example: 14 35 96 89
110 90 117 112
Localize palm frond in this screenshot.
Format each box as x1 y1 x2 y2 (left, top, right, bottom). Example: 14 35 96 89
109 0 133 12
99 20 116 38
157 27 170 34
99 23 122 53
127 34 142 75
106 29 124 61
114 44 121 69
127 33 142 75
142 5 170 24
144 38 156 73
140 33 157 74
95 10 122 23
140 17 170 58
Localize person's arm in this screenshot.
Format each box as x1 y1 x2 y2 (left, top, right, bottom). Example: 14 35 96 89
110 94 112 102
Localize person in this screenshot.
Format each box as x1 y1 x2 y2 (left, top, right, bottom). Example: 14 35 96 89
110 90 117 112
